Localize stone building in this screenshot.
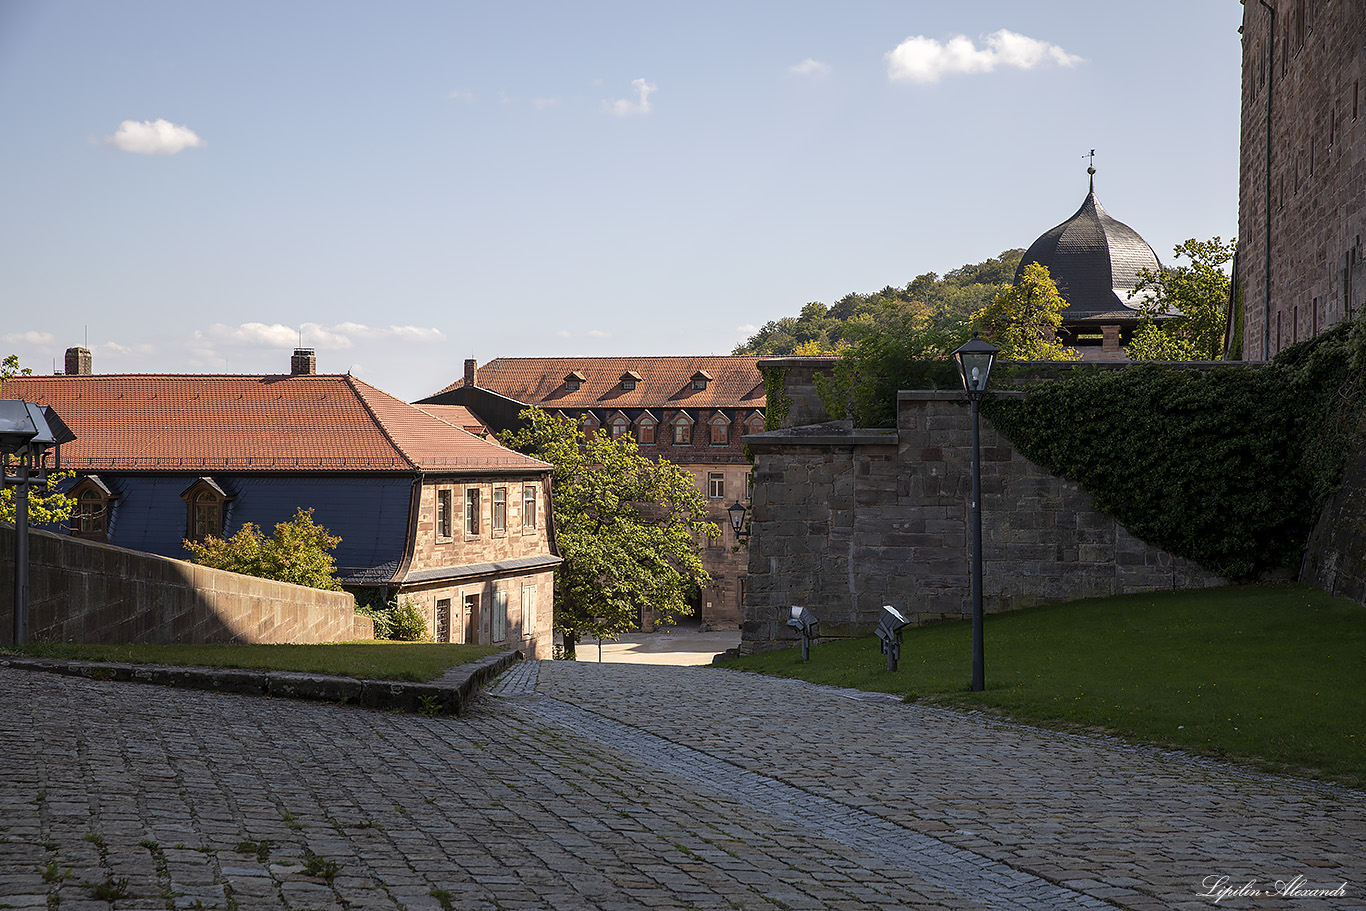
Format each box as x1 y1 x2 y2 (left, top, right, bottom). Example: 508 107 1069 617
6 348 559 656
1237 0 1366 359
1016 170 1165 361
419 356 765 629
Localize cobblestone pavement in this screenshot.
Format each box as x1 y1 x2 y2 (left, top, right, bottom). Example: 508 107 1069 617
1 663 1362 911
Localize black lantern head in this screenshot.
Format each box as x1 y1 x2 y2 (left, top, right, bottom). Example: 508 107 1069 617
953 332 999 398
727 499 747 536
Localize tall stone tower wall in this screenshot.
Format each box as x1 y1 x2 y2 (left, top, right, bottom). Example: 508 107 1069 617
1238 0 1366 360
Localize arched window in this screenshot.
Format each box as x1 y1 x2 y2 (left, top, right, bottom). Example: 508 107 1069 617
580 413 598 436
672 415 692 445
747 414 766 436
610 415 629 439
181 478 232 543
637 415 657 444
709 414 729 446
69 477 115 541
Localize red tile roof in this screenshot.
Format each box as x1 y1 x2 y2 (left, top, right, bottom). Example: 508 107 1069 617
413 403 489 435
2 374 550 474
434 356 766 409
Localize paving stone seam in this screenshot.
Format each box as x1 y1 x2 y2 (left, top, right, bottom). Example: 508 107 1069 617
490 669 1123 911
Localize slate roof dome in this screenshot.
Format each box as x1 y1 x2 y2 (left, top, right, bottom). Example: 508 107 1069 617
1016 171 1162 325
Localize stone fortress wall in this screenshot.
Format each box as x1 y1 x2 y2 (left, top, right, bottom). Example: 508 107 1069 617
740 382 1225 653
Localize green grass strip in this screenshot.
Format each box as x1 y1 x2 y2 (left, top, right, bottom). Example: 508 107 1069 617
2 641 505 683
720 583 1365 789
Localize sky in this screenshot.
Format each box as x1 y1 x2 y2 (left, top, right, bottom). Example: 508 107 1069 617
0 1 1245 401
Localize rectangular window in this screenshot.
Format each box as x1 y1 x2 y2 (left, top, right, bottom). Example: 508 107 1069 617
493 589 508 643
708 472 725 499
465 487 481 535
437 489 452 538
493 487 507 532
521 584 535 635
673 420 690 445
639 420 656 444
522 486 537 529
435 598 452 643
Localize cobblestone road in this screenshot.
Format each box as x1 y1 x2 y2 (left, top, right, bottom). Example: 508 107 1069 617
0 662 1361 911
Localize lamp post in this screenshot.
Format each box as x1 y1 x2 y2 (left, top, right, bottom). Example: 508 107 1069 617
0 400 71 646
951 333 998 692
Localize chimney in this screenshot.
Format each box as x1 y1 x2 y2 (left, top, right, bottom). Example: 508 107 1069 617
291 348 317 375
464 358 478 388
65 347 92 375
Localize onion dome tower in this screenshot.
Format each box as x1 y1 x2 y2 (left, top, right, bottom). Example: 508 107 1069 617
1016 166 1163 359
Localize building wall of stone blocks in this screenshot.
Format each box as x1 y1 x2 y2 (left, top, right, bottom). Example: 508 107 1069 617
742 392 1225 653
1238 0 1366 360
398 568 555 658
0 523 367 646
409 475 554 571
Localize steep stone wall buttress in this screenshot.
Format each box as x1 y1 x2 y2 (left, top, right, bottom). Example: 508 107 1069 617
1301 442 1366 604
742 392 1224 653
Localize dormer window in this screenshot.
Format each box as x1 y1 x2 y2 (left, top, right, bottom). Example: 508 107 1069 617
181 478 233 543
637 413 657 444
620 370 642 391
610 413 629 439
672 413 693 445
709 413 730 446
746 413 766 436
69 476 116 542
564 370 587 392
690 370 713 391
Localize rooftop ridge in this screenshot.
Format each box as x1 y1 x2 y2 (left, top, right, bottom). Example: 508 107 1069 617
344 375 419 471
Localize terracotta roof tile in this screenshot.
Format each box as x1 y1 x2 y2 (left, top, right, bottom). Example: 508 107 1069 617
413 403 489 435
2 374 550 474
434 356 766 409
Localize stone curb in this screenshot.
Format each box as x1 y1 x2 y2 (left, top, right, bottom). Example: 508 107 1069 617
0 648 523 716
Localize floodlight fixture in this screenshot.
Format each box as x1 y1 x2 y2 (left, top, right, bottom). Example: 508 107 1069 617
0 399 39 457
876 605 910 671
786 606 819 662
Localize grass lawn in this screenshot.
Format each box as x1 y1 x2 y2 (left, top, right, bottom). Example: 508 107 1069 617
0 641 505 683
720 583 1366 789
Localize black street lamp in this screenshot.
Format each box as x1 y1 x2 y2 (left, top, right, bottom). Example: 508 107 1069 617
727 499 747 541
951 332 998 692
1 400 73 646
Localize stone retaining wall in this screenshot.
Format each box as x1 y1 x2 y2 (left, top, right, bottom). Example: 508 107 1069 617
742 391 1225 652
0 523 370 645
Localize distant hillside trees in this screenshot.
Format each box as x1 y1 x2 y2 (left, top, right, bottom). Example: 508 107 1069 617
733 249 1025 356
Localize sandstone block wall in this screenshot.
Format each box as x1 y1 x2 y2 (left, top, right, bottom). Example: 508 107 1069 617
743 392 1225 652
0 523 366 646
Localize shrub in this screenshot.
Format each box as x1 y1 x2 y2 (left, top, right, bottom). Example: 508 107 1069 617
390 599 431 642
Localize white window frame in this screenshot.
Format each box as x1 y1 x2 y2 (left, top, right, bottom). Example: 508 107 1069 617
522 486 537 530
493 486 507 533
465 487 481 536
437 488 452 538
708 472 725 499
493 589 508 643
521 584 535 635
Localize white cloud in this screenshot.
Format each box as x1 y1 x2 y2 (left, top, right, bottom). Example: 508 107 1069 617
195 322 444 351
735 324 758 336
789 58 831 79
586 329 610 339
556 329 572 339
532 96 560 110
105 118 206 155
604 78 657 116
2 330 55 345
886 29 1082 84
448 89 475 102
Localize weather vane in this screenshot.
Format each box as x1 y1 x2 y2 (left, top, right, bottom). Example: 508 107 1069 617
1084 149 1096 175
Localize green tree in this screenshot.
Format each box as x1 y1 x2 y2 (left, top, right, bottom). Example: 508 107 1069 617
1 354 75 526
1126 237 1234 361
971 262 1079 360
501 408 717 658
184 507 343 590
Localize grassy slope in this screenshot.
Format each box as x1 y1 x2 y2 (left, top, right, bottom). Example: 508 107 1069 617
2 641 505 683
721 583 1365 789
